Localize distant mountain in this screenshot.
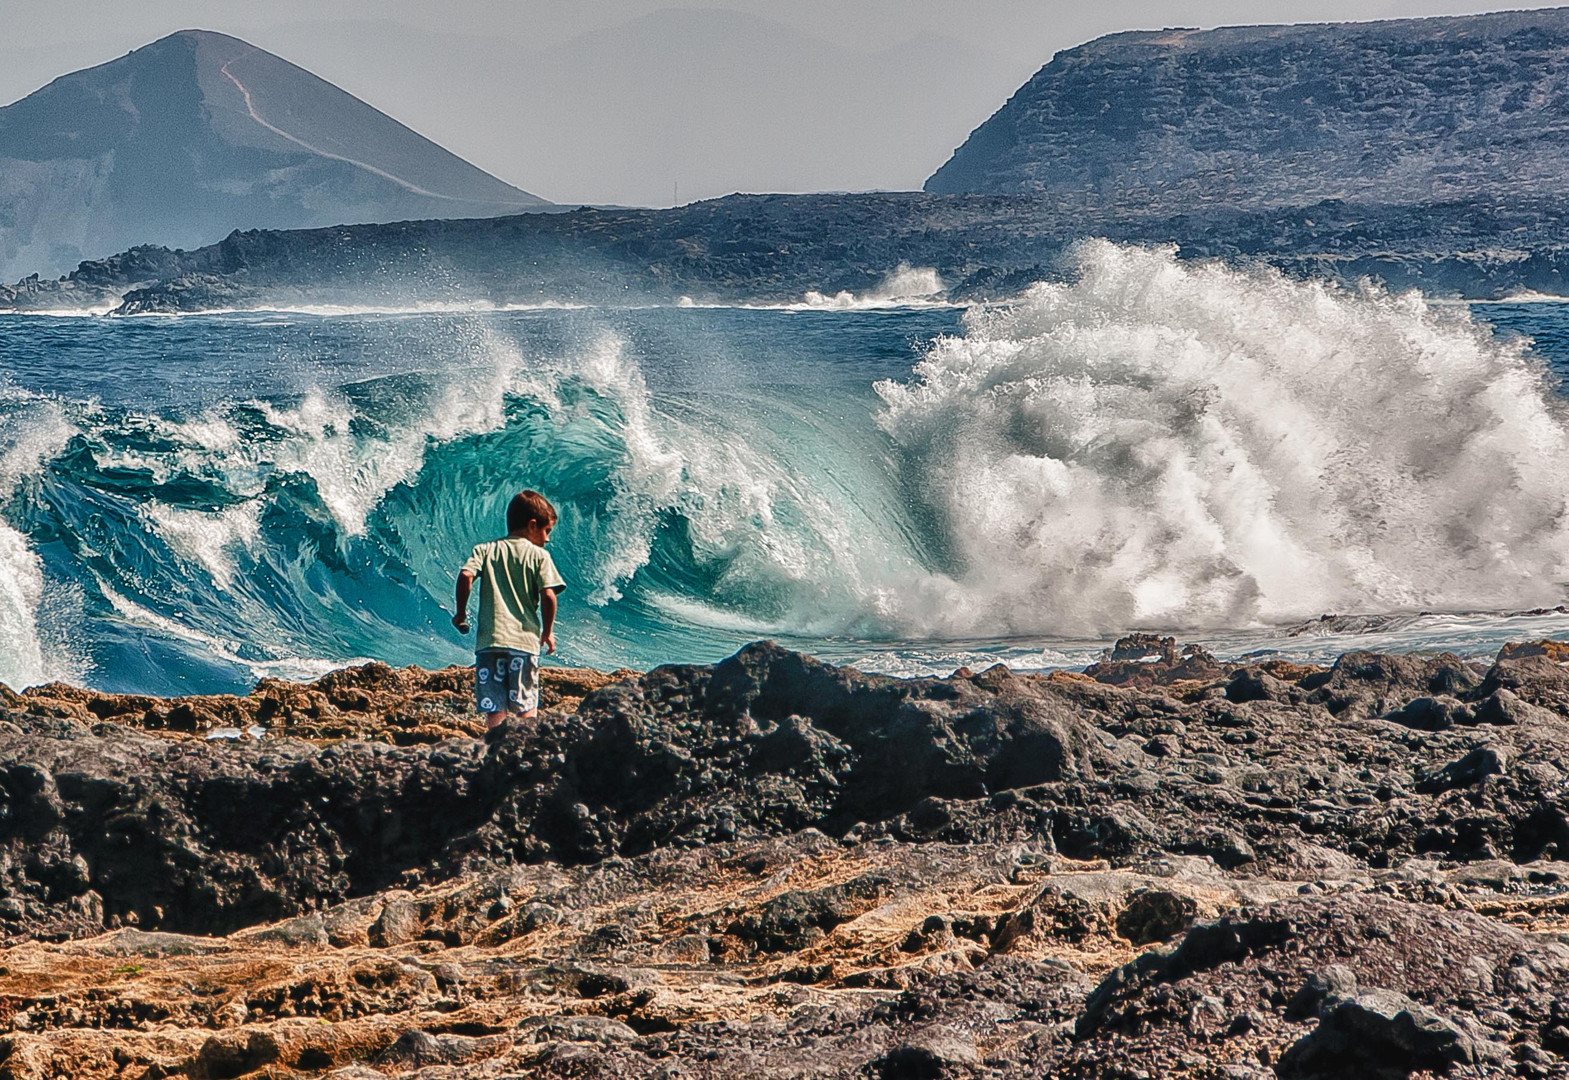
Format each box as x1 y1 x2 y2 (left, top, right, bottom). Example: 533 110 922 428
0 29 547 280
926 8 1569 209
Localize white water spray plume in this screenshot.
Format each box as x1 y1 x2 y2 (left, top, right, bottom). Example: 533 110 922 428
0 395 75 688
875 241 1569 635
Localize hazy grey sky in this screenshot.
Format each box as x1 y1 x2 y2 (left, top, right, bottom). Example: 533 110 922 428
4 1 1566 205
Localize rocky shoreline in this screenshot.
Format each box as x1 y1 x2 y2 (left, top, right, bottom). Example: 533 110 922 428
1 637 1569 1077
11 192 1569 316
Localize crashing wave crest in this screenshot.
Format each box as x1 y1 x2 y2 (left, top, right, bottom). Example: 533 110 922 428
0 392 77 687
876 240 1569 632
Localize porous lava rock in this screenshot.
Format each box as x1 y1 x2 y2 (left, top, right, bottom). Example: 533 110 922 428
0 637 1567 1076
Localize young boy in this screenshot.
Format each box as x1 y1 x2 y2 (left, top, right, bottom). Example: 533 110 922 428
452 489 566 736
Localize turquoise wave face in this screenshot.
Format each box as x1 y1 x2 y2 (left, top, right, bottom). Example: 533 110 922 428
0 307 965 693
10 246 1569 697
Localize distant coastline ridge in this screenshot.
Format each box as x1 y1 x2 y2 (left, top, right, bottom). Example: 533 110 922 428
15 9 1569 308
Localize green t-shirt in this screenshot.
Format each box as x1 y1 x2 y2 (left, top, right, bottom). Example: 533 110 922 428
461 537 566 652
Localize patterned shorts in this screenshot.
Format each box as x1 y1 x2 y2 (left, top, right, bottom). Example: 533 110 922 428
474 649 540 714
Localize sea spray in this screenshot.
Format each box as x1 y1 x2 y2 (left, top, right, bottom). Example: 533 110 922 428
0 524 47 688
430 331 906 628
800 264 947 310
0 393 77 687
876 241 1569 632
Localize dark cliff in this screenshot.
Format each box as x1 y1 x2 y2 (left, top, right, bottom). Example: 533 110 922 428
928 8 1569 210
13 190 1569 313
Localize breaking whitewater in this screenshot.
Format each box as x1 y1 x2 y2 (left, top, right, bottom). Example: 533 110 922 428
6 241 1569 696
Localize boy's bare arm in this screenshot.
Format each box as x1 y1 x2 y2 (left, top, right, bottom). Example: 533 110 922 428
540 586 560 654
453 570 475 632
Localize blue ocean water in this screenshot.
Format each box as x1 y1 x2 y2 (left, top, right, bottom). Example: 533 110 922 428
6 244 1569 695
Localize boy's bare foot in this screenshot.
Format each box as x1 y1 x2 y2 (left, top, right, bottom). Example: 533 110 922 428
483 713 541 746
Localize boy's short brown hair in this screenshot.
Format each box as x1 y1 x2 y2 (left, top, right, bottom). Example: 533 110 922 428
507 490 558 534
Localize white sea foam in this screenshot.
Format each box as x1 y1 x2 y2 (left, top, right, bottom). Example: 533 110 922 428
874 241 1569 635
160 414 243 452
258 391 427 536
1476 290 1569 305
235 327 527 536
0 396 75 484
563 335 685 604
1 307 117 318
871 265 946 301
0 395 77 688
842 643 1102 679
535 332 900 631
671 265 954 312
143 503 261 590
0 524 48 688
258 300 589 317
94 576 367 682
113 300 592 319
835 607 1569 679
643 592 788 635
797 265 949 310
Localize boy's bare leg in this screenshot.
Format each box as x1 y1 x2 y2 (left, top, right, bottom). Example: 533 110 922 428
485 711 508 730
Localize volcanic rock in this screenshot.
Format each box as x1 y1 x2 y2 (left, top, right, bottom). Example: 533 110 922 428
0 639 1566 1076
928 8 1569 212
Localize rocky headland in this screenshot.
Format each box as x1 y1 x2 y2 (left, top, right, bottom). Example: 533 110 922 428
11 190 1569 316
928 9 1569 209
1 637 1569 1077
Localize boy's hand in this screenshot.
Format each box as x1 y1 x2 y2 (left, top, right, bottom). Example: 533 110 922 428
452 614 470 634
541 630 556 655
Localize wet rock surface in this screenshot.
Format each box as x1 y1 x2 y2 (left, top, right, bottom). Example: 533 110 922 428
7 663 630 745
4 638 1569 1075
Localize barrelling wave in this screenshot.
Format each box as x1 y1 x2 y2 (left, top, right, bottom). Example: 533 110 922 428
6 243 1569 695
